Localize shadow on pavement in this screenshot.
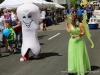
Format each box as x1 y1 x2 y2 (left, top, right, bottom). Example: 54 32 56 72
15 51 21 54
91 65 100 71
85 65 100 75
29 52 62 60
0 55 10 58
38 35 48 40
54 23 60 25
40 43 45 45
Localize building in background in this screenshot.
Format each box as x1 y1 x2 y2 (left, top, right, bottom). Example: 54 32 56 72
46 0 53 2
50 0 68 9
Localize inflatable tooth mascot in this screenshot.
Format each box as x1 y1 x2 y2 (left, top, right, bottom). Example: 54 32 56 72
17 3 41 61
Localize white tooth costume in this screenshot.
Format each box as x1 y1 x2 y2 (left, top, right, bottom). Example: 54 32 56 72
17 3 41 61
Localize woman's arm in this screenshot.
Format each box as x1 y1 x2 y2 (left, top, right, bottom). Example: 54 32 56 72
73 23 85 38
3 21 7 28
12 22 21 29
77 23 85 37
65 20 70 34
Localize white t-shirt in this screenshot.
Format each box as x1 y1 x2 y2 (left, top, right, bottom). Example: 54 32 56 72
0 16 4 29
40 11 46 20
11 12 16 21
0 16 4 41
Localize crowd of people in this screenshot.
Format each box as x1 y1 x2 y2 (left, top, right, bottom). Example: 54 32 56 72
0 7 56 57
68 4 94 22
0 2 97 75
0 4 95 56
0 8 22 56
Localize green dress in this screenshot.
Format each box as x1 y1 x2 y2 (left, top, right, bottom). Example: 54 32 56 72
68 26 91 75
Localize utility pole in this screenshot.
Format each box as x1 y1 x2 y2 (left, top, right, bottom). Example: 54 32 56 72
68 0 70 9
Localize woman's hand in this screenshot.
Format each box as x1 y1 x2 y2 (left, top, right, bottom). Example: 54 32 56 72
72 35 76 38
72 35 79 38
65 20 68 24
12 26 15 29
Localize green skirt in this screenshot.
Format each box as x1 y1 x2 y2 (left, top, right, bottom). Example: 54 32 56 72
68 37 91 75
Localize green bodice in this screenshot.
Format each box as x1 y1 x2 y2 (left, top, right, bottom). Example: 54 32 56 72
70 27 81 35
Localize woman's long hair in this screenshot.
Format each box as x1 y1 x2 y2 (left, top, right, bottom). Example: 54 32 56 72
77 15 83 23
71 14 83 27
71 14 77 26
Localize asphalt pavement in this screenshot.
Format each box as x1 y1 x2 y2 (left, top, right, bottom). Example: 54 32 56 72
0 22 100 75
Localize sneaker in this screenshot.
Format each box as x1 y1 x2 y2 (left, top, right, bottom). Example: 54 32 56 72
12 51 15 55
14 50 17 53
9 51 12 55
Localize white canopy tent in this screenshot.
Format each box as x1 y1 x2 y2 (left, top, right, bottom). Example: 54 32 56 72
34 0 55 8
53 2 65 8
0 0 23 8
17 0 55 8
0 0 63 9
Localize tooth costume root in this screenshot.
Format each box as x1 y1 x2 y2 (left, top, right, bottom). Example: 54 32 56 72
17 3 41 61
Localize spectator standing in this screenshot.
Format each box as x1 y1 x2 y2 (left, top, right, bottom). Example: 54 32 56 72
86 5 94 22
62 8 67 20
6 21 15 55
3 9 11 28
40 8 47 31
12 13 22 52
0 11 5 57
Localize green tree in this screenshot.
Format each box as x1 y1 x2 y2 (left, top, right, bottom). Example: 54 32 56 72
70 0 77 7
70 0 81 7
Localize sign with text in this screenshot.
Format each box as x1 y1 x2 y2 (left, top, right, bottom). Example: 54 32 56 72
93 10 100 19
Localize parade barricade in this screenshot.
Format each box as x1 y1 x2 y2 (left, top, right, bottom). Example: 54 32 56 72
93 10 100 27
88 15 99 29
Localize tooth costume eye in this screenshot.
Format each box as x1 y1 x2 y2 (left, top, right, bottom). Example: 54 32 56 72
23 14 26 18
28 14 32 18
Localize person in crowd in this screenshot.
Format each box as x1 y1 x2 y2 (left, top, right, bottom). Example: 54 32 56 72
40 8 47 31
0 11 5 57
53 12 57 24
12 13 22 52
50 8 55 25
62 8 67 20
11 9 17 26
0 9 9 53
3 9 11 28
6 21 15 55
70 7 76 15
86 4 94 22
77 6 83 17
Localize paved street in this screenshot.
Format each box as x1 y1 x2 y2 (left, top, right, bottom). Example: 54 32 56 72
0 22 100 75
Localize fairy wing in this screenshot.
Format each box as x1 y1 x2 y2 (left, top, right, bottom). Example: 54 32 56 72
82 14 94 48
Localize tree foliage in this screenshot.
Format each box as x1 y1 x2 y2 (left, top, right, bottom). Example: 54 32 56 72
70 0 77 7
70 0 81 7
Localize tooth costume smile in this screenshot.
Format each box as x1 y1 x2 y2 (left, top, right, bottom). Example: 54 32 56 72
23 20 33 28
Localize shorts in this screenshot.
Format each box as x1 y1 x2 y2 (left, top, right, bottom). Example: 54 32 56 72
42 19 46 24
0 29 3 41
8 41 13 46
5 20 11 23
12 21 16 26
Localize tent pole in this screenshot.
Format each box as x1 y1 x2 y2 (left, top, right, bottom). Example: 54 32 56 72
68 0 70 9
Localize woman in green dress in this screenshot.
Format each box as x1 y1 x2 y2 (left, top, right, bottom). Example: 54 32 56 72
65 14 91 75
